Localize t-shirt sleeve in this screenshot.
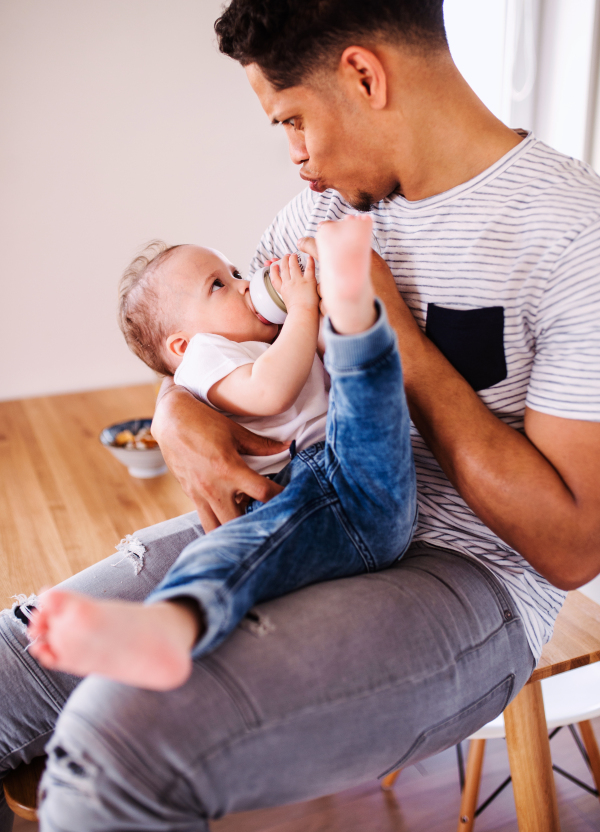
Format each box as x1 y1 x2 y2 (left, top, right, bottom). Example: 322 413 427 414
526 214 600 420
173 334 262 407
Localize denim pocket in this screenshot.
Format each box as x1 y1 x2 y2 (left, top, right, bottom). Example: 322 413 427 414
380 673 515 775
425 303 507 391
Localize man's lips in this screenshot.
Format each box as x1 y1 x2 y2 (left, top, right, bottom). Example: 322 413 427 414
300 173 325 193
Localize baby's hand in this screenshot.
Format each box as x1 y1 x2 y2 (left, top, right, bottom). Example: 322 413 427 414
271 253 319 314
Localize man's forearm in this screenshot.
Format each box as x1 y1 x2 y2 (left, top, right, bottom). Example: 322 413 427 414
379 277 599 589
151 380 286 530
152 383 222 496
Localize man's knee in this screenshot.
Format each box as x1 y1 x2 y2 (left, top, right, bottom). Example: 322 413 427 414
38 667 245 830
38 682 178 830
0 607 75 777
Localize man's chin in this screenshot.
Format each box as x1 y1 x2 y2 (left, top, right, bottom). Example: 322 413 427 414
341 185 400 213
349 191 377 213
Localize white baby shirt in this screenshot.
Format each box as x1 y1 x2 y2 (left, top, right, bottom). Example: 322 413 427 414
174 333 328 475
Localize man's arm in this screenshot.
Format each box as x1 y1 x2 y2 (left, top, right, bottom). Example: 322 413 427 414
151 381 286 531
300 237 600 590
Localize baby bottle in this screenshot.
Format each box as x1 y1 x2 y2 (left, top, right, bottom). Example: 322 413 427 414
249 231 381 324
249 252 319 325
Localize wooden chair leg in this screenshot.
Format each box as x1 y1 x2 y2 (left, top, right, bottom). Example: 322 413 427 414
380 768 401 791
457 738 486 832
504 680 560 832
578 719 600 801
3 756 46 822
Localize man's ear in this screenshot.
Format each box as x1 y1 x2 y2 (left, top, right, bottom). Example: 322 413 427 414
338 46 388 110
165 332 190 359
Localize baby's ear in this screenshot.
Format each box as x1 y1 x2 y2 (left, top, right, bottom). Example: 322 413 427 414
166 332 190 358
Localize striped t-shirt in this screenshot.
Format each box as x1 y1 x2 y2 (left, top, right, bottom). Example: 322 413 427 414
249 133 600 661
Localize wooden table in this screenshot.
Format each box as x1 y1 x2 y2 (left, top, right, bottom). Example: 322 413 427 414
0 384 193 608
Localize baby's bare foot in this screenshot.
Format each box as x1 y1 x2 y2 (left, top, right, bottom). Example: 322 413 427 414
28 589 200 690
316 214 377 334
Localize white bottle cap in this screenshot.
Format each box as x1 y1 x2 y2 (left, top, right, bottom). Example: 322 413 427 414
249 266 288 325
248 252 319 325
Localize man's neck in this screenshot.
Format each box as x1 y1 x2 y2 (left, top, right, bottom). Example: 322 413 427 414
380 47 524 202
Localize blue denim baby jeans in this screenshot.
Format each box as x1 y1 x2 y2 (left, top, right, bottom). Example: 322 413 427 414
148 302 418 657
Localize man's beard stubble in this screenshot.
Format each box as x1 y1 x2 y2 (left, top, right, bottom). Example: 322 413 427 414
351 183 402 213
352 190 377 213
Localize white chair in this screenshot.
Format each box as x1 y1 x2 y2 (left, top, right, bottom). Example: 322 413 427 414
456 661 600 830
380 593 600 832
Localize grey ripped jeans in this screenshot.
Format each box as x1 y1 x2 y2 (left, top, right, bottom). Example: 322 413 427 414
0 511 534 832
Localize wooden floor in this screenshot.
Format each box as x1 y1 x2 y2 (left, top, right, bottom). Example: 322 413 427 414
0 384 193 608
4 385 600 831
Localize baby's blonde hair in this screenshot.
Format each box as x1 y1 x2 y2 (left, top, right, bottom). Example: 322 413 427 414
118 240 181 376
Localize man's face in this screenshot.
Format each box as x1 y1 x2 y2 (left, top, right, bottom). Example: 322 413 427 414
246 64 399 211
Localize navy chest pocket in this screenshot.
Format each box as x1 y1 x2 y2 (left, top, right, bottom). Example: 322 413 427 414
425 304 507 392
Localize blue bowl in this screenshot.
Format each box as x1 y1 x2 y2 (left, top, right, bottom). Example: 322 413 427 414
99 418 167 479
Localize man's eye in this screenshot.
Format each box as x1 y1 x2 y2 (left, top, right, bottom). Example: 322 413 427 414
211 278 224 293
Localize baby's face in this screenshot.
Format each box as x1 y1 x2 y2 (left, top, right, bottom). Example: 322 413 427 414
160 245 278 367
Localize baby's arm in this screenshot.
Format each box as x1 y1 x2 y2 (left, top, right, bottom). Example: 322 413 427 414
208 255 320 416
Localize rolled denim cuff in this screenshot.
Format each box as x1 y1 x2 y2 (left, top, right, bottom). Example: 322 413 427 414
323 298 396 373
145 585 228 658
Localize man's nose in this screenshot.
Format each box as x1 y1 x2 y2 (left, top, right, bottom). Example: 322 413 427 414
287 132 308 166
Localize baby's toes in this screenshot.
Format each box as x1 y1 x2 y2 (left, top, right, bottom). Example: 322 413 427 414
27 608 48 640
29 638 58 668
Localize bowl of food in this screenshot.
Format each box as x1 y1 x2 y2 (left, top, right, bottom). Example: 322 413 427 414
99 418 167 478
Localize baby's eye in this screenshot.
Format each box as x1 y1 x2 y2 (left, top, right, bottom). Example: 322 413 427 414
211 278 225 293
232 270 243 280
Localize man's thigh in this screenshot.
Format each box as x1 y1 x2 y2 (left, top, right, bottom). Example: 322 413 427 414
57 510 203 601
39 545 534 831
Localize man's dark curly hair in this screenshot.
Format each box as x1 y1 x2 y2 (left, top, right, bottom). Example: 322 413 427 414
215 0 447 91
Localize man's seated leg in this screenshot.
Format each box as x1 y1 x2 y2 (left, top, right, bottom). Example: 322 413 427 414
38 545 534 832
0 510 203 832
60 511 204 602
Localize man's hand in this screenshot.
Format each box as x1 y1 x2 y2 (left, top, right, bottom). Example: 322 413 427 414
152 379 287 531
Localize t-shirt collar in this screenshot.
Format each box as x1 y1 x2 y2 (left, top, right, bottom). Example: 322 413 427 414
384 130 535 211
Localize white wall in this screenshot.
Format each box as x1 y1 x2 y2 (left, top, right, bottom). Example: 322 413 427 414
2 1 600 401
0 0 302 400
536 0 599 161
444 0 507 119
446 0 600 164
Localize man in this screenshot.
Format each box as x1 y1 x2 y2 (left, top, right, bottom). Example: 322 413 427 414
1 1 599 829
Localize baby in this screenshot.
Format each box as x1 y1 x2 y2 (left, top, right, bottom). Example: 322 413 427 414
29 216 418 690
118 236 330 476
